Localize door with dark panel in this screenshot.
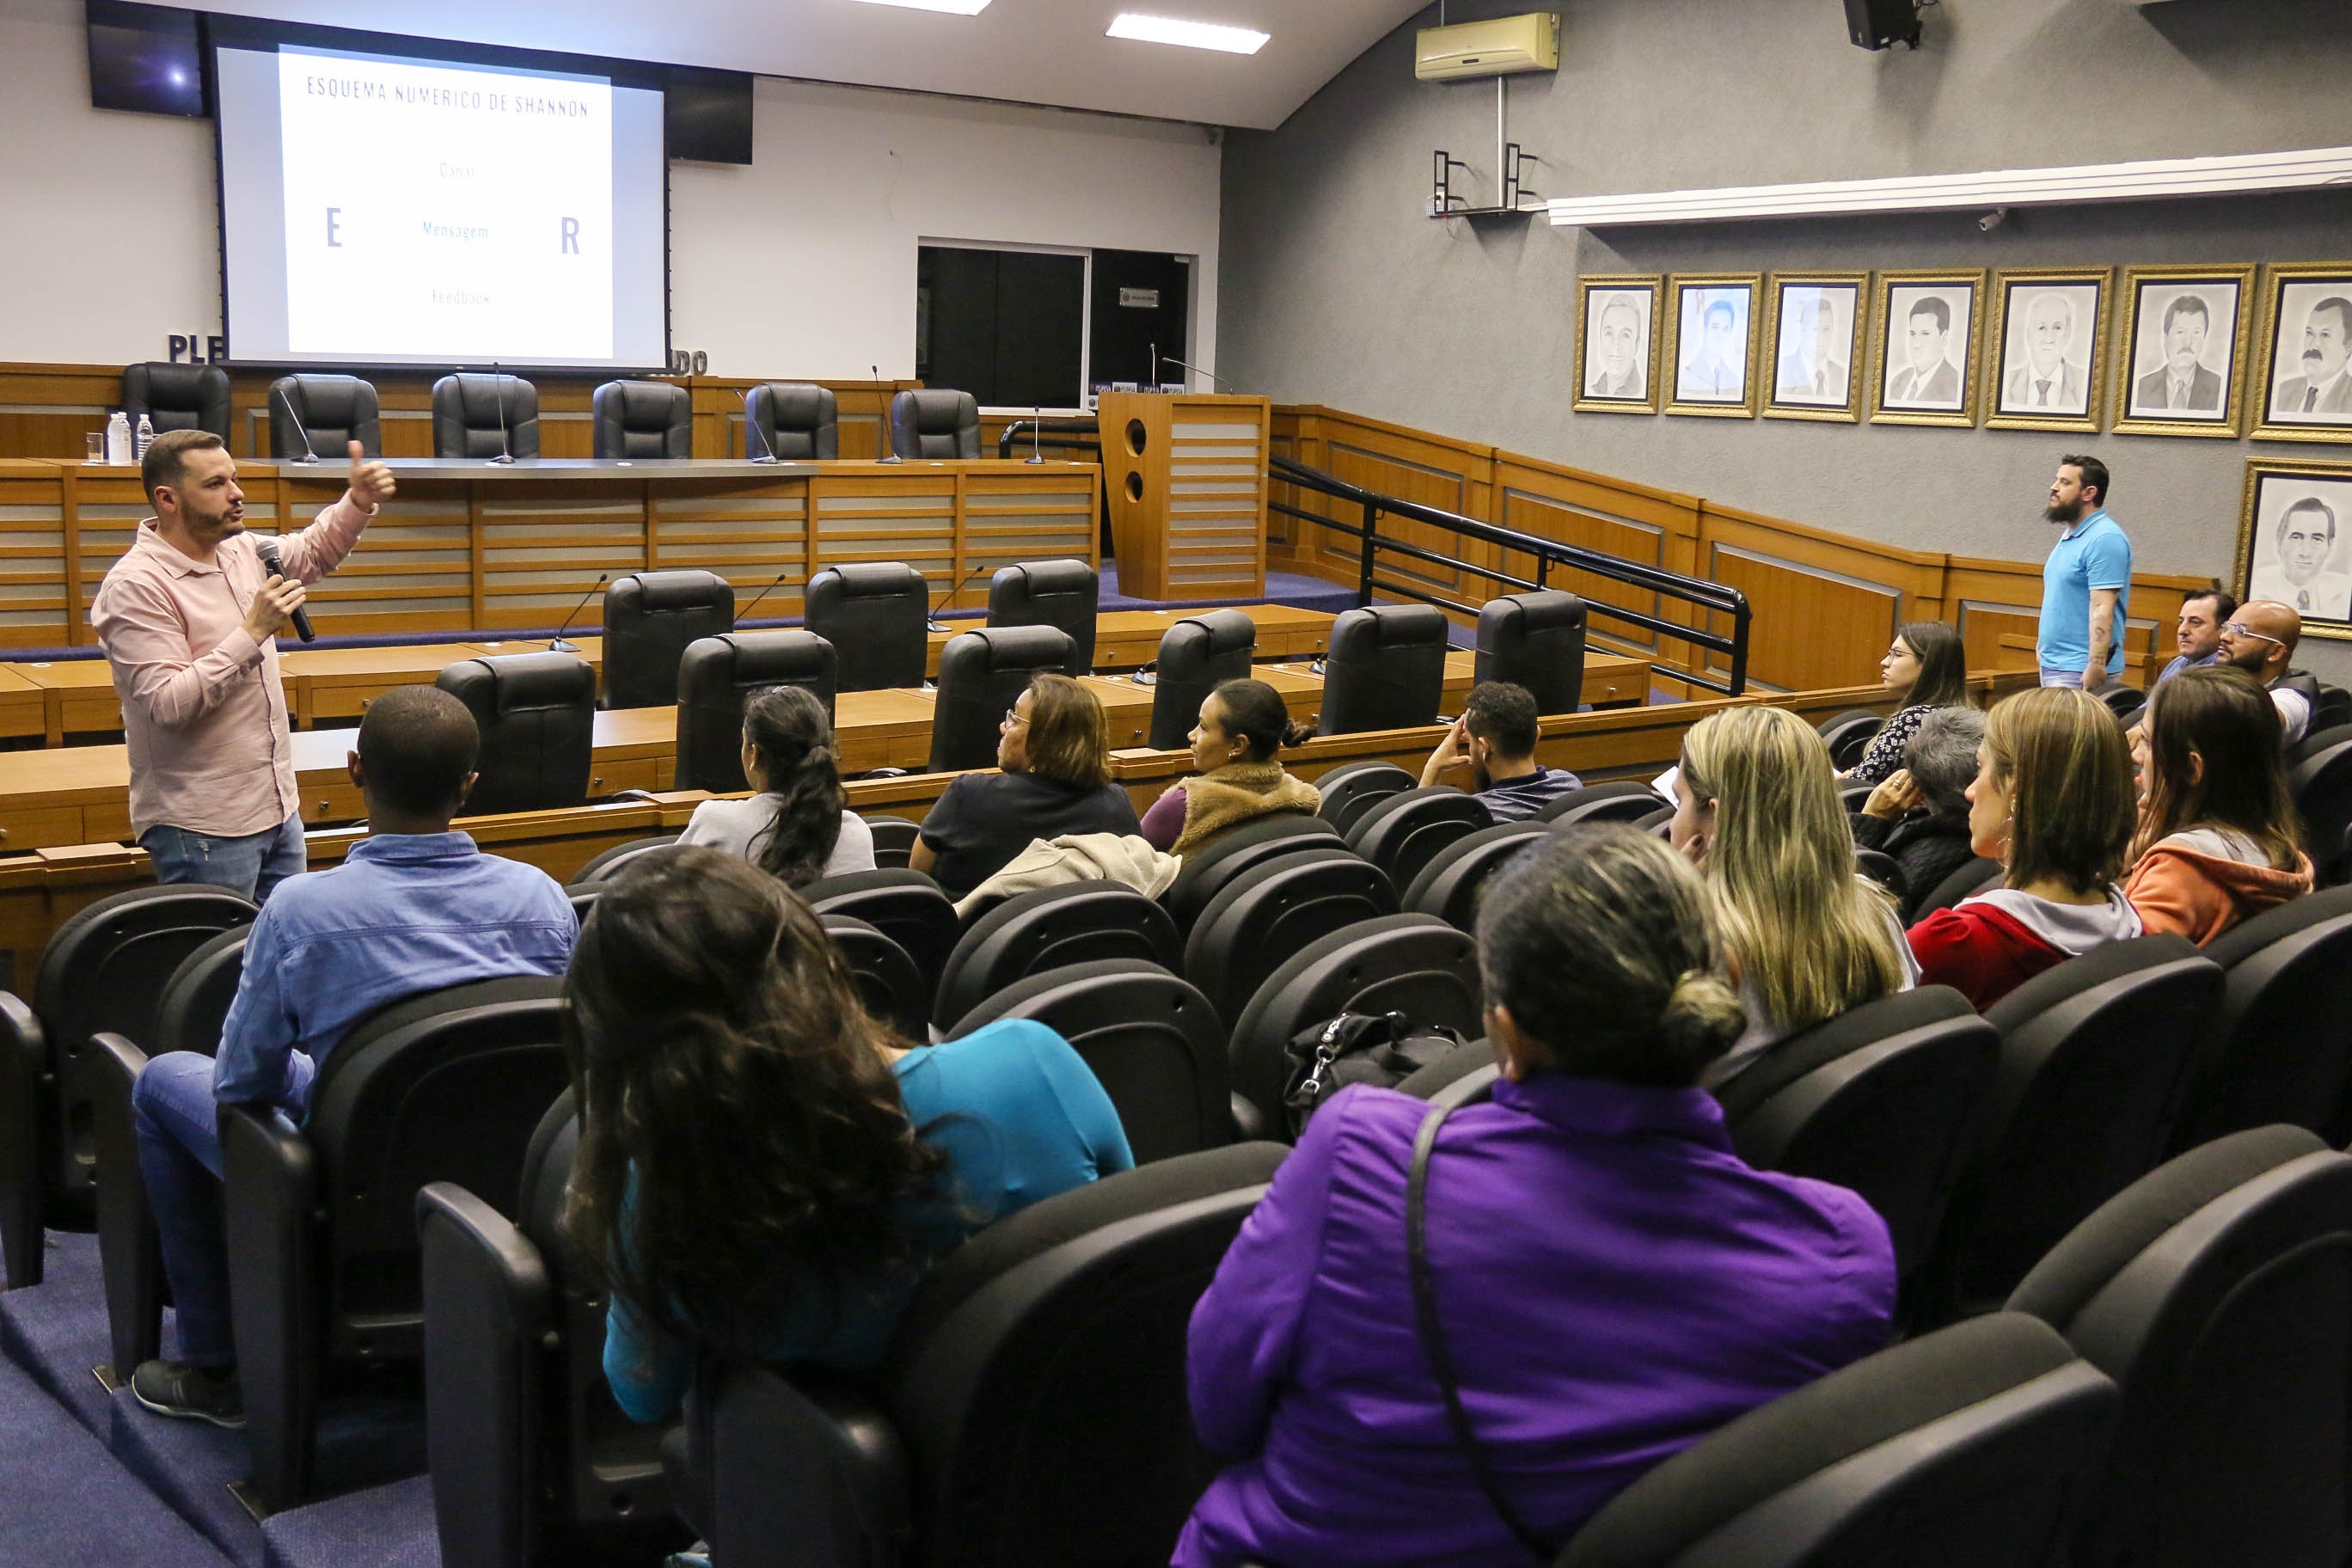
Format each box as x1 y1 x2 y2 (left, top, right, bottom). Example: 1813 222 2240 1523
1090 251 1194 389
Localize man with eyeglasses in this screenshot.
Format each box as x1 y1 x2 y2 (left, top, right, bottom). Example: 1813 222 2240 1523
2219 601 2322 747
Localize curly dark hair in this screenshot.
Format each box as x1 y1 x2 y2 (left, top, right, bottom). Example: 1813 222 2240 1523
560 848 943 1363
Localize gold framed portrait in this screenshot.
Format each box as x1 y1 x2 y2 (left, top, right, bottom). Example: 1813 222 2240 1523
1868 269 1987 428
2248 263 2352 444
1661 273 1762 419
1571 275 1663 415
1761 273 1869 423
2236 457 2352 640
1983 268 2112 434
2110 264 2254 438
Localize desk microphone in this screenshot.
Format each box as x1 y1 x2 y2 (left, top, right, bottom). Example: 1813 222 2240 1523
489 364 515 464
927 563 988 633
1161 355 1235 392
273 380 319 464
252 537 315 643
548 573 607 654
1026 405 1044 464
737 570 789 623
746 388 778 463
875 364 903 463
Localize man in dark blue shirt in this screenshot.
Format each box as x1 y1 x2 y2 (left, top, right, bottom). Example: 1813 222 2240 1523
1420 681 1580 822
128 685 575 1427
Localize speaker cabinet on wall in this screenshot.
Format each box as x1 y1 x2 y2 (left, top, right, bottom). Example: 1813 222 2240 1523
1844 0 1922 51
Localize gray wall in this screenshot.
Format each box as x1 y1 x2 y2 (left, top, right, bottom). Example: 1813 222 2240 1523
1218 0 2352 677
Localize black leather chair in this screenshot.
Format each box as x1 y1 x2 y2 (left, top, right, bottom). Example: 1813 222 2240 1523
436 652 597 816
2097 683 2147 722
2 885 256 1287
225 975 570 1509
799 870 961 999
1531 780 1664 828
267 373 381 459
430 373 540 459
2289 732 2352 887
1158 814 1345 937
686 1143 1287 1565
944 959 1231 1165
1310 760 1418 835
2006 1127 2352 1568
1225 914 1481 1139
744 382 838 461
1835 779 1877 815
928 626 1075 774
591 380 691 460
1925 934 2226 1320
1148 609 1257 750
822 915 929 1044
1816 707 1885 772
1713 988 1999 1320
120 362 230 438
1181 850 1399 1032
1557 1313 2119 1568
672 630 839 793
887 389 981 459
1853 846 1908 904
566 836 683 890
599 571 735 711
1343 785 1492 895
1473 590 1587 716
803 564 930 692
1314 604 1449 737
2317 683 2352 736
1401 821 1548 932
2168 885 2352 1150
985 560 1099 675
2289 720 2352 768
861 815 922 872
931 883 1181 1030
1912 855 2003 918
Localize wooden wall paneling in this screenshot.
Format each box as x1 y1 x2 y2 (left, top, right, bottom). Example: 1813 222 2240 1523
0 365 119 463
476 478 651 630
960 468 1102 596
1490 454 1697 667
810 471 964 612
647 475 812 620
0 462 70 650
1309 409 1498 617
285 471 477 637
66 469 158 642
1693 502 1945 693
1163 397 1270 599
1944 556 2208 684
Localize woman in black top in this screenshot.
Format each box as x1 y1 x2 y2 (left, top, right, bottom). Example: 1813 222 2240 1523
910 674 1140 897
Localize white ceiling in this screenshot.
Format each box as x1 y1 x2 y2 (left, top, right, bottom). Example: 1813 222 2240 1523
192 0 1428 129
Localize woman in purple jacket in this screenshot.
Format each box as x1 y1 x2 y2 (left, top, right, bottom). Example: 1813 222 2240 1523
1177 826 1896 1567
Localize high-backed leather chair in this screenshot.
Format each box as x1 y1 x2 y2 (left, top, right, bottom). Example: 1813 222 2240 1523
1314 603 1449 737
887 389 981 459
2171 885 2352 1148
1148 609 1257 749
431 373 541 459
591 380 692 459
799 871 962 998
986 559 1099 674
673 631 840 793
120 362 230 438
600 570 736 710
435 652 597 816
1473 591 1587 716
803 563 930 691
744 383 838 460
928 626 1075 774
267 373 380 459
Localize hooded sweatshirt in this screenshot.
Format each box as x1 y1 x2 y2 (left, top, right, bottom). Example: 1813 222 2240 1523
2123 827 2312 946
1908 885 2145 1010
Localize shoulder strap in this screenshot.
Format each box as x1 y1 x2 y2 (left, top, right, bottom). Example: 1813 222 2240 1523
1406 1099 1555 1562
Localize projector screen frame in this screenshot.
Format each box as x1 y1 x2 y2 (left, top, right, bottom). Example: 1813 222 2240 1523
205 11 675 377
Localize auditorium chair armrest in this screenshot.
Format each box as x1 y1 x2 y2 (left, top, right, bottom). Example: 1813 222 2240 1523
89 1032 164 1379
417 1180 550 1568
0 997 46 1289
848 768 910 781
1230 1092 1271 1142
222 1100 322 1511
609 788 667 804
703 1365 911 1568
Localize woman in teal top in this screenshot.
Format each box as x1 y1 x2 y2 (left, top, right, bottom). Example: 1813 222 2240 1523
562 847 1133 1424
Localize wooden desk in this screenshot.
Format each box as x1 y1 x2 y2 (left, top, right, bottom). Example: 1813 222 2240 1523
12 658 118 743
0 665 42 744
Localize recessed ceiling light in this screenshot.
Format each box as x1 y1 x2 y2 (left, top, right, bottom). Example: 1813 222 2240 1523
1106 13 1269 54
849 0 991 15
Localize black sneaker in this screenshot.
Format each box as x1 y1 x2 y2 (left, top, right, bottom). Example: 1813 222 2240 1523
130 1359 244 1429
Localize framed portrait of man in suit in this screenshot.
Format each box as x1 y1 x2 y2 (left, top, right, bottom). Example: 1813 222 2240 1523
1985 269 2110 433
2250 264 2352 444
2236 460 2352 638
2112 265 2252 438
1662 273 1761 419
1868 271 1985 428
1762 273 1867 424
1571 274 1662 416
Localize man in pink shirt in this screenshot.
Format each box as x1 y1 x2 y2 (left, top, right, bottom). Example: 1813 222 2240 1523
92 429 395 901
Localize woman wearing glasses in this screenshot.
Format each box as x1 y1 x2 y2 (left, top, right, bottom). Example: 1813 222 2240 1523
910 673 1139 897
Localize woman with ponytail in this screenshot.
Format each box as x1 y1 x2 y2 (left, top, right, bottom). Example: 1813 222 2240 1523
676 684 873 885
1179 828 1894 1568
564 848 1131 1428
1140 678 1320 856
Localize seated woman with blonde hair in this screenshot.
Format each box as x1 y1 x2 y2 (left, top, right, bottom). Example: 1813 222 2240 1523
1140 678 1320 857
2124 664 2312 943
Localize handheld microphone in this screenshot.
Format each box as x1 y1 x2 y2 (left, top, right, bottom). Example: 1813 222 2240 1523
746 388 778 464
927 562 989 633
252 537 315 643
875 364 903 463
548 573 607 654
489 364 515 464
272 381 319 464
737 570 789 623
1150 341 1158 386
1160 355 1235 393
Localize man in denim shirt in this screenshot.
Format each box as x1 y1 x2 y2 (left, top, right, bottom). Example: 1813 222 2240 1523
127 685 575 1427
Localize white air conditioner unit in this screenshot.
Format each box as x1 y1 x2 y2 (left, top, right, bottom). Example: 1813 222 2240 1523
1415 13 1559 82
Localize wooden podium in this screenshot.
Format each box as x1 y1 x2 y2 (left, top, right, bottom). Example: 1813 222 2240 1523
1095 391 1271 602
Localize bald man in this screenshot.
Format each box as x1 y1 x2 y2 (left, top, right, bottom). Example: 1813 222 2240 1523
2219 600 2322 747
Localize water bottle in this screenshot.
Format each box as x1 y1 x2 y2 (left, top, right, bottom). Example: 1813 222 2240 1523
134 413 155 462
104 411 131 466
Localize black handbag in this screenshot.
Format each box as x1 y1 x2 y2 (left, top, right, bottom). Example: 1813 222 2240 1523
1280 1011 1464 1136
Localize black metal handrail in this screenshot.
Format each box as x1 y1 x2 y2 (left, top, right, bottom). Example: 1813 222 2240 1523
995 418 1103 461
1270 454 1752 697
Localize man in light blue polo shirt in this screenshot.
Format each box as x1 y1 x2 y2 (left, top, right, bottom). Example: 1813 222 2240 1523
2037 454 2129 691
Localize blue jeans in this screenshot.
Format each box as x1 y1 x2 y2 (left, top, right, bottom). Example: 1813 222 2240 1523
132 1050 315 1366
140 816 306 904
